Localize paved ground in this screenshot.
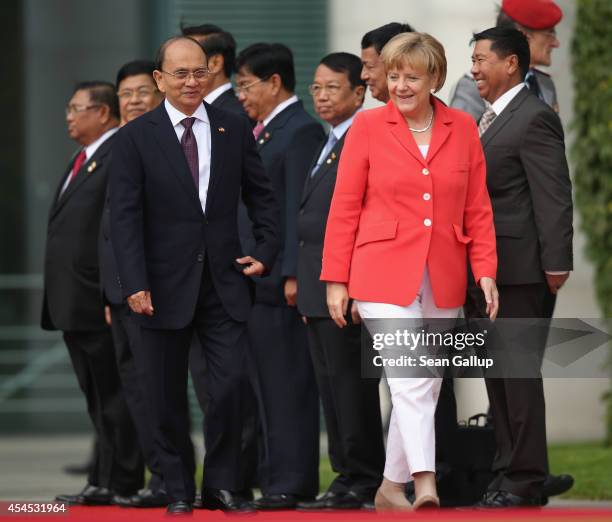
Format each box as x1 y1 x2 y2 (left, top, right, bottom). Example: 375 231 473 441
1 435 611 510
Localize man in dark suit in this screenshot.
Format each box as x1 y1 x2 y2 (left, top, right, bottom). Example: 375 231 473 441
235 43 324 510
109 36 279 515
43 81 143 505
294 52 385 511
99 60 168 509
466 27 573 508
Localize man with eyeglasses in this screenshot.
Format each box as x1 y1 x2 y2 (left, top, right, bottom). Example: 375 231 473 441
235 43 324 510
295 53 385 511
43 81 144 506
97 59 169 509
110 36 279 515
116 60 164 126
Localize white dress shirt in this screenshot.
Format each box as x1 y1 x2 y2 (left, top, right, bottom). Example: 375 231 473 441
204 82 233 105
60 127 118 195
164 99 212 214
263 95 299 127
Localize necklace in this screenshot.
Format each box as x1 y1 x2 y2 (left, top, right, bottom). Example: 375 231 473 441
409 109 434 133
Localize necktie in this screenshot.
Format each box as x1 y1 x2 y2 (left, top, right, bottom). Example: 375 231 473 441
253 121 265 140
478 103 497 137
181 117 199 189
311 132 338 177
70 150 87 182
525 69 543 101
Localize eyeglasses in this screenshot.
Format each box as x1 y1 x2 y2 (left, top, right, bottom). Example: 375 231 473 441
65 104 101 116
235 77 268 94
118 88 159 101
160 68 210 81
309 83 343 96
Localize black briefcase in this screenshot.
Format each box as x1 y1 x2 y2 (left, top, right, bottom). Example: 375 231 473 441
437 413 496 507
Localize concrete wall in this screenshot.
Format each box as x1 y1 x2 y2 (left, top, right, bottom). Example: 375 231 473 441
329 0 607 442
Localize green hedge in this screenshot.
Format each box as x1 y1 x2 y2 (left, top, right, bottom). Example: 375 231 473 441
571 0 612 445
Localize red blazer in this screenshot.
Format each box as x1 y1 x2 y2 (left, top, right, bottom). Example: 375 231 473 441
320 97 497 308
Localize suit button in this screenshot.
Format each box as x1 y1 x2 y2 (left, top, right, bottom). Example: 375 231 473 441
197 254 204 262
424 218 432 227
422 168 429 176
299 240 304 247
423 193 431 201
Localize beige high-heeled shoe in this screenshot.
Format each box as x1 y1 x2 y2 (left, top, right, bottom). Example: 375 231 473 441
374 478 412 511
413 494 440 510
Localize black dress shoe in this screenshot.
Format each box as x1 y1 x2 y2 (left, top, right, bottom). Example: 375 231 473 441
296 491 343 510
115 488 169 508
255 494 312 510
198 488 255 512
166 501 192 514
543 473 574 497
55 484 108 505
77 485 116 506
476 490 541 508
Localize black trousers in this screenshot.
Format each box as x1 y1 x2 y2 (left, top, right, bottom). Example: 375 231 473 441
136 262 249 503
464 282 551 498
307 317 384 498
109 303 164 492
248 303 319 497
63 329 143 494
189 337 259 489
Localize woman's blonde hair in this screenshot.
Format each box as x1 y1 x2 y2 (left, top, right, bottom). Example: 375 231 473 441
380 32 447 92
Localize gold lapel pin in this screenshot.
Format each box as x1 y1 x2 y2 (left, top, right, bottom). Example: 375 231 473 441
331 152 337 160
87 161 97 173
218 127 225 133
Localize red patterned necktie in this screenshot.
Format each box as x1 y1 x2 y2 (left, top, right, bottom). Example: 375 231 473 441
253 121 265 139
180 117 199 189
70 150 87 182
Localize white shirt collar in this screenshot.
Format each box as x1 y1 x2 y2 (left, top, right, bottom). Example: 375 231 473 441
329 108 362 140
263 95 299 127
164 98 210 128
490 83 525 116
84 127 118 160
204 82 233 105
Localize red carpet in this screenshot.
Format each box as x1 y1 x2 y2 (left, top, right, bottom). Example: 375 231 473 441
2 506 612 522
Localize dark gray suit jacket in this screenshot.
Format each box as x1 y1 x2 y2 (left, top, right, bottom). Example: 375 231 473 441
481 87 572 285
296 133 347 317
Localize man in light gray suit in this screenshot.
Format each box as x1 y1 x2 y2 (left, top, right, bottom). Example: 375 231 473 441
450 0 563 119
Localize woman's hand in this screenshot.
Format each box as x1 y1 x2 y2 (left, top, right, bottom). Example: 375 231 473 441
327 282 349 328
479 277 499 321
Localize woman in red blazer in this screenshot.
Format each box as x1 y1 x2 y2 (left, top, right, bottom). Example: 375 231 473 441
321 33 498 510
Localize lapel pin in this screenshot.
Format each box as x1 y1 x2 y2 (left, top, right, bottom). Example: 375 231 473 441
331 152 337 160
264 132 270 138
87 161 97 173
218 127 225 133
259 139 265 144
326 159 332 164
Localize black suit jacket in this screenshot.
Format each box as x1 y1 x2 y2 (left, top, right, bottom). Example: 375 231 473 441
238 100 325 305
110 101 279 329
42 134 116 331
296 132 347 317
211 87 245 115
481 87 573 285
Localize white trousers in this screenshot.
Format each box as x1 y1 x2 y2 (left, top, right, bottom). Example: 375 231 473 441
356 268 460 483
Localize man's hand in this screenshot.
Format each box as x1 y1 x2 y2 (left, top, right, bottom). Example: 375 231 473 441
127 290 154 316
284 277 297 307
479 277 499 321
104 305 112 326
327 282 349 328
545 272 570 295
236 256 265 276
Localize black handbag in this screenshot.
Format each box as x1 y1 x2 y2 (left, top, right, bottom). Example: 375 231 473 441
437 413 496 507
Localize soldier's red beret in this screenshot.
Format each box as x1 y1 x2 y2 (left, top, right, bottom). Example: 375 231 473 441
501 0 563 30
